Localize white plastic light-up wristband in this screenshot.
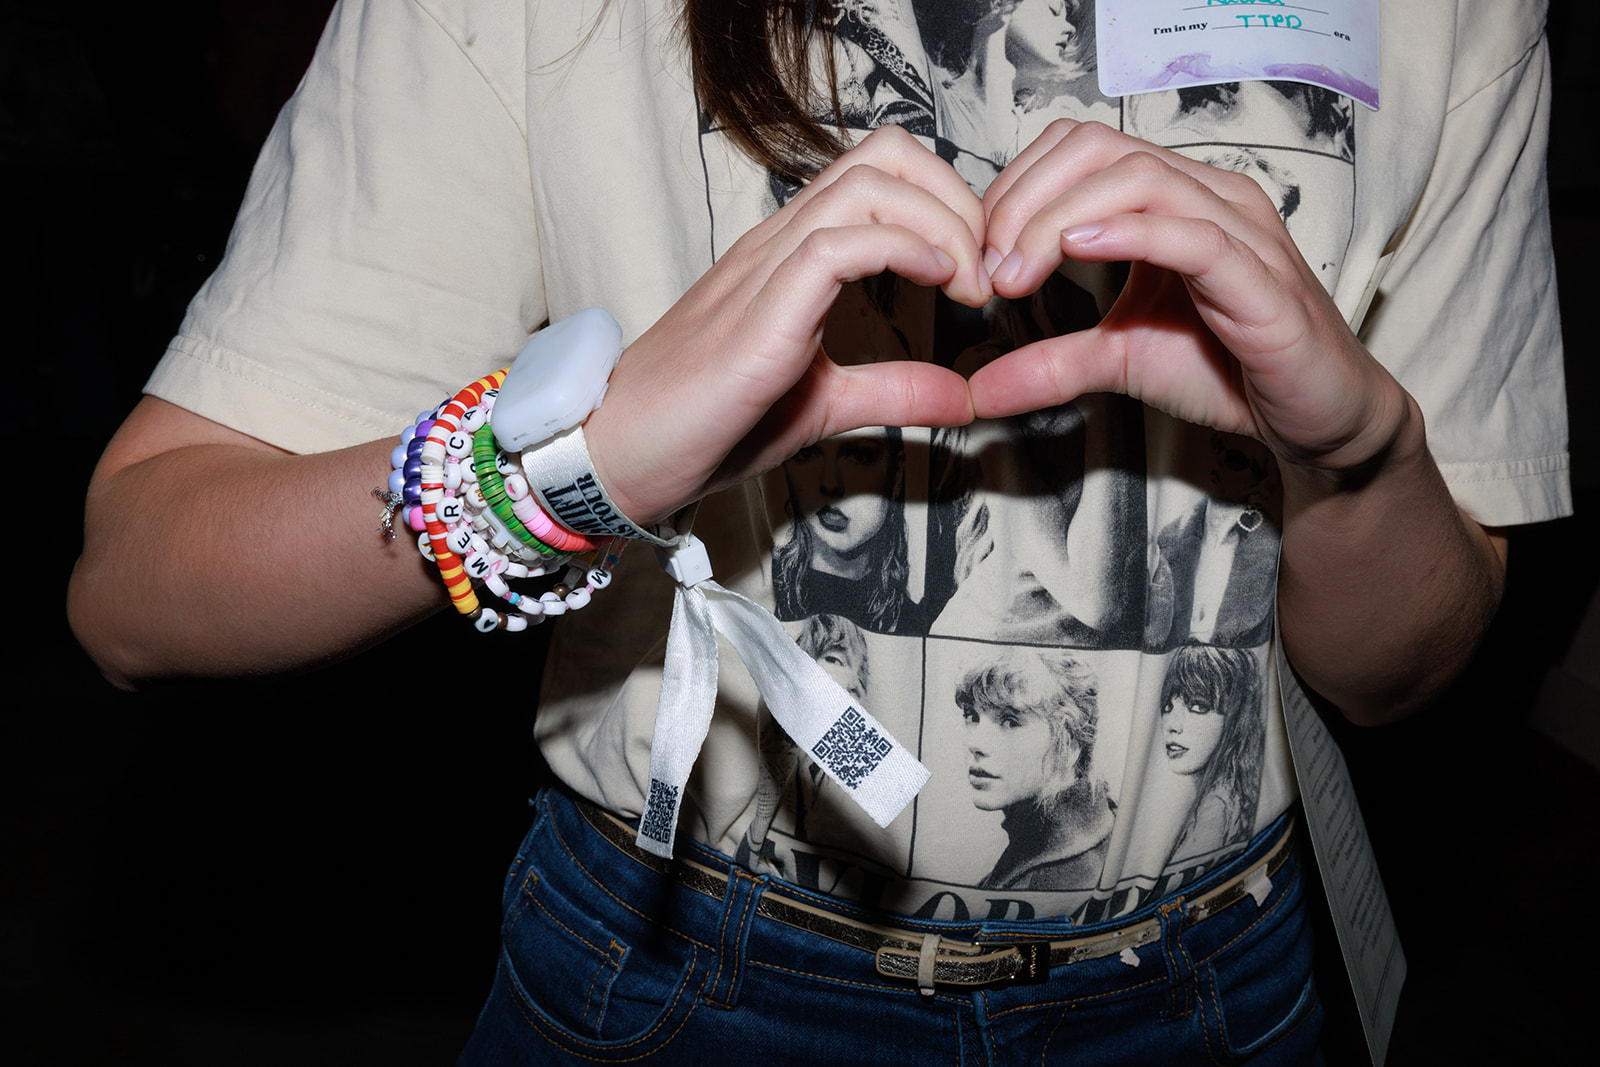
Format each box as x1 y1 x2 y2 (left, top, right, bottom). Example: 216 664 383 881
490 308 675 547
491 307 624 452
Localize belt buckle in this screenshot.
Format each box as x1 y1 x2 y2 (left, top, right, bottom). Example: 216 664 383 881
874 939 1051 989
1007 941 1051 984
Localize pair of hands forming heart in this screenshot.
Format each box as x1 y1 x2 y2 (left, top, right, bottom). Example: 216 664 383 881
585 121 1410 528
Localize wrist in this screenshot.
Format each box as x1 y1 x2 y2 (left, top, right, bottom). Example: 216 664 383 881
1275 372 1424 499
579 402 653 523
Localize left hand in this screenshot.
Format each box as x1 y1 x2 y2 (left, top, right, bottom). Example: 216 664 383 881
969 119 1409 476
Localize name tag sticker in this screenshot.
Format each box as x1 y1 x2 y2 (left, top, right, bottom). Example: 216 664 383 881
1097 1 1380 109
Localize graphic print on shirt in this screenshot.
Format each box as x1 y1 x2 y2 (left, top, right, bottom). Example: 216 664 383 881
711 0 1356 923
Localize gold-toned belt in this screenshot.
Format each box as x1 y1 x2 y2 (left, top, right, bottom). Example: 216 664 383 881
577 799 1295 991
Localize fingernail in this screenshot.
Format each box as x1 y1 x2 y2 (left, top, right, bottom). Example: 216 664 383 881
932 248 957 272
1062 222 1104 244
983 247 1003 277
993 250 1023 287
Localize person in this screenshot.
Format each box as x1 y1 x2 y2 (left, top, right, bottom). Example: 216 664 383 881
1145 433 1281 649
957 647 1115 891
931 393 1146 645
66 1 1569 1063
774 427 919 631
1156 644 1267 866
917 0 1111 181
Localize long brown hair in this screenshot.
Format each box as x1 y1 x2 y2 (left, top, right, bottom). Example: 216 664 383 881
680 1 847 179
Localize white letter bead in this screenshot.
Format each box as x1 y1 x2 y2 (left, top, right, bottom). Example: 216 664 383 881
417 533 436 562
446 431 473 458
460 405 487 432
587 568 612 589
538 591 568 616
504 474 529 500
564 587 592 610
473 609 500 633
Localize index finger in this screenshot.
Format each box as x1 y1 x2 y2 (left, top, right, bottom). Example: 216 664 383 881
798 126 990 257
981 117 1080 224
983 120 1254 257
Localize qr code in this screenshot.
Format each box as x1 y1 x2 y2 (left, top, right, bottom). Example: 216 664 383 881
812 707 891 790
639 778 679 845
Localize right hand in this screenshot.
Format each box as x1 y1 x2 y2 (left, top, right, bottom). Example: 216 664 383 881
583 126 993 526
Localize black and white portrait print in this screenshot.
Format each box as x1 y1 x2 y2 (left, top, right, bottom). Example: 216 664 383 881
1154 644 1267 867
830 0 1118 186
1145 432 1282 651
929 392 1146 647
1127 80 1357 285
785 613 873 839
703 2 1348 921
955 646 1114 892
774 427 927 634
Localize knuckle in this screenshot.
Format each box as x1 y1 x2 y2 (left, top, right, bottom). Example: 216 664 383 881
1210 163 1270 203
860 123 916 152
791 228 842 272
1194 218 1236 261
796 164 885 223
1062 119 1116 148
835 162 886 193
1040 117 1080 141
1118 149 1172 183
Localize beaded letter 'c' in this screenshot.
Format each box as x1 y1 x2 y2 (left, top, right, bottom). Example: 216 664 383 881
418 370 508 618
402 370 629 633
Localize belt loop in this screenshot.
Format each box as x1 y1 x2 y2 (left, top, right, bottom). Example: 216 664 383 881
705 868 764 1010
917 933 940 997
1157 898 1196 1019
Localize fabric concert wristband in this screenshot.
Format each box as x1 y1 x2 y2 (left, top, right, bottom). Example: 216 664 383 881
635 536 931 859
518 425 676 548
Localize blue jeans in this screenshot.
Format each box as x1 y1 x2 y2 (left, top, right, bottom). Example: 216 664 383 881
458 789 1324 1065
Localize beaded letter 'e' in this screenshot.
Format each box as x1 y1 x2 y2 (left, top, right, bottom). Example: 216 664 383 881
397 367 627 633
418 370 507 619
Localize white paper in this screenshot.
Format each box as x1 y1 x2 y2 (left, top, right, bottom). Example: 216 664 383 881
1275 642 1405 1067
1097 1 1380 109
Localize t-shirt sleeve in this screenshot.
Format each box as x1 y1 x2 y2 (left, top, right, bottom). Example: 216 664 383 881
144 0 544 454
1359 26 1570 527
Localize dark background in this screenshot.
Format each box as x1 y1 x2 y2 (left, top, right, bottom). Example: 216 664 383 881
5 1 1597 1063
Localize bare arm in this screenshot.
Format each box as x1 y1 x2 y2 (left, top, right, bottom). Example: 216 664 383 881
68 396 445 688
1274 394 1508 724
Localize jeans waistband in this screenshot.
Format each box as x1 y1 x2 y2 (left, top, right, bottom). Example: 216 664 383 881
571 794 1296 994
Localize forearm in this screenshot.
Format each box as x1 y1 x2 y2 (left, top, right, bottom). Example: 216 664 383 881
1275 389 1507 725
69 408 444 688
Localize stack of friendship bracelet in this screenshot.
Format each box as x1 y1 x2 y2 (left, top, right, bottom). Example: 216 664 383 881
388 367 628 632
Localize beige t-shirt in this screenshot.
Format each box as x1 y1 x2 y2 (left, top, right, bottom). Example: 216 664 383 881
147 0 1570 922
